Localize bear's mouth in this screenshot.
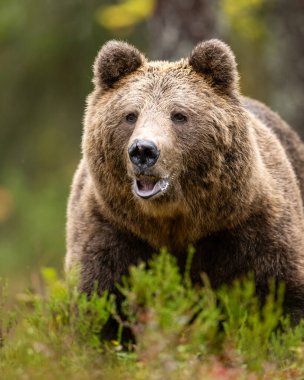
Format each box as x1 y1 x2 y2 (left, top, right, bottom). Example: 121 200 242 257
133 177 169 199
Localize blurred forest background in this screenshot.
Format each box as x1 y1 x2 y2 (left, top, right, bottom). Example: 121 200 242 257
1 0 304 291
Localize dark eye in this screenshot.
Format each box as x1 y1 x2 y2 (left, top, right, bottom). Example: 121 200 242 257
171 112 187 123
125 113 138 124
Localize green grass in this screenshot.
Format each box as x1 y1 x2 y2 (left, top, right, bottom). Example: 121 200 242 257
1 249 304 380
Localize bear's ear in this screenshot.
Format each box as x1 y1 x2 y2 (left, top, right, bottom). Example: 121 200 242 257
189 39 239 94
93 40 145 89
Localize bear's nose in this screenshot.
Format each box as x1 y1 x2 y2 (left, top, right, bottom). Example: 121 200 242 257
128 139 160 169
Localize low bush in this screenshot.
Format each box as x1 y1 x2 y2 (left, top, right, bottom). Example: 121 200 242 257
1 249 304 379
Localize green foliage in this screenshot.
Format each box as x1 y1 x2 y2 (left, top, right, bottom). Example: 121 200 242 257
0 171 68 276
220 0 267 41
0 279 16 349
118 248 221 359
1 250 304 379
218 278 285 369
0 0 104 280
29 267 114 350
0 269 118 380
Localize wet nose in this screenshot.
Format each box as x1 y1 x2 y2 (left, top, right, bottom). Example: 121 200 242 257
128 139 160 169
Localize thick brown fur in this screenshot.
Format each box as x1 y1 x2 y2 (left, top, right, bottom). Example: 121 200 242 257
66 39 304 320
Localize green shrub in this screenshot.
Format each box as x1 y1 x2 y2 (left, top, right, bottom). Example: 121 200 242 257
1 249 304 379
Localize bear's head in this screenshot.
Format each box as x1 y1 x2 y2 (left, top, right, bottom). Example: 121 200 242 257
83 40 257 243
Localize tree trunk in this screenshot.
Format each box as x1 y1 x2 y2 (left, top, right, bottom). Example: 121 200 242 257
148 0 218 60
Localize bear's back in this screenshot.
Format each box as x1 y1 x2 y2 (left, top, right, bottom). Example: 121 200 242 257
243 96 304 202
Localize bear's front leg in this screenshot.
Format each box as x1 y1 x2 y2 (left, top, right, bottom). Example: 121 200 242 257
66 177 154 297
78 215 154 297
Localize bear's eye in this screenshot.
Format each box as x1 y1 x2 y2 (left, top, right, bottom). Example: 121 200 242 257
125 112 138 124
171 112 188 123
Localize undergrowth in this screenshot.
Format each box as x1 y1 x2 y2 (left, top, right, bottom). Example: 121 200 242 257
1 249 304 379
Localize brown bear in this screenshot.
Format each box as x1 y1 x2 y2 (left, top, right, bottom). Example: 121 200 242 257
66 39 304 320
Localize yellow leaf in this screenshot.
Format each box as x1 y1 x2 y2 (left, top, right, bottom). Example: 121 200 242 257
96 0 156 30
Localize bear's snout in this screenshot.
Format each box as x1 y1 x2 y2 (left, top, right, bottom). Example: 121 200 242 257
128 139 160 170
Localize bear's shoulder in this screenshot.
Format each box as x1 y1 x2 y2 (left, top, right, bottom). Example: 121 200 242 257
242 96 304 199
